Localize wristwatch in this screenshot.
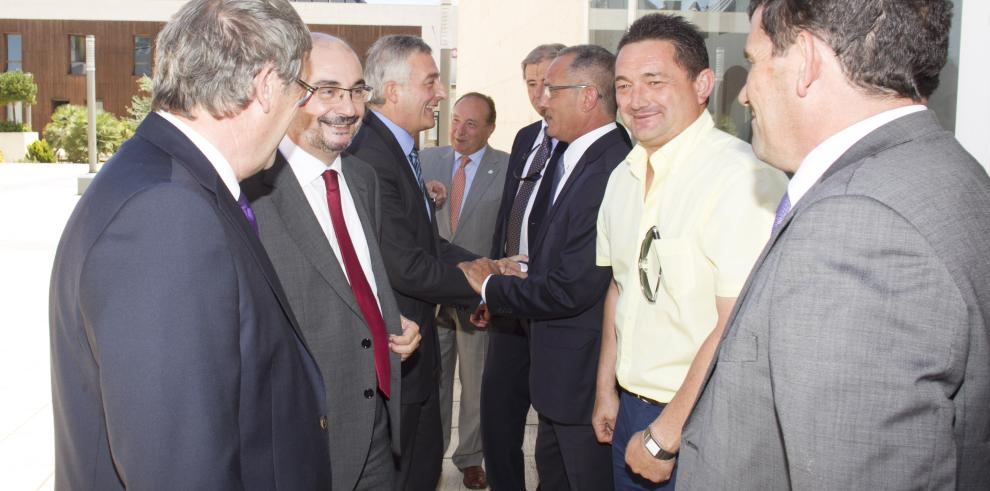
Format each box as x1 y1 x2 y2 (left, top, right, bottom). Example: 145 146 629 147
643 426 677 461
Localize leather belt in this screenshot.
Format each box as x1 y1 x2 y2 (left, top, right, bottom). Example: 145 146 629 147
620 386 666 407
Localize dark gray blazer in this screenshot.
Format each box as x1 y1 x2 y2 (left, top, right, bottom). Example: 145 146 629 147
49 113 329 490
679 110 990 490
243 151 403 491
420 144 510 256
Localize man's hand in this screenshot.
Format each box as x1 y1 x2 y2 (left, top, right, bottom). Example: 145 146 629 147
469 303 490 329
625 425 675 483
592 387 619 443
457 258 500 294
425 180 447 208
389 315 422 361
496 254 529 279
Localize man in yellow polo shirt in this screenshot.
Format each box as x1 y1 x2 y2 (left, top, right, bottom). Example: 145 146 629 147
592 14 786 490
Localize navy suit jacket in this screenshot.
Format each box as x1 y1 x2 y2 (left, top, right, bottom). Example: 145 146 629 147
49 113 330 490
348 111 479 404
485 125 631 424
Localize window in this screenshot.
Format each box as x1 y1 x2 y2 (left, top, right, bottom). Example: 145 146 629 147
134 36 151 76
6 34 22 72
69 35 87 75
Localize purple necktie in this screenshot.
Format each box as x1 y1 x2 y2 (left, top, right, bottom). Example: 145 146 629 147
772 192 791 233
237 193 259 235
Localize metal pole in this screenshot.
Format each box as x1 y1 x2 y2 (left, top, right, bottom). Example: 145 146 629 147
86 35 97 173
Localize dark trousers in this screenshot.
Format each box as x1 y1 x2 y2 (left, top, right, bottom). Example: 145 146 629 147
395 386 443 491
481 324 531 490
535 414 613 490
612 391 677 490
355 393 395 490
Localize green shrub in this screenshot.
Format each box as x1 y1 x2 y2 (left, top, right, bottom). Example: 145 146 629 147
126 75 153 131
43 104 132 163
0 71 37 105
0 120 28 132
25 139 56 163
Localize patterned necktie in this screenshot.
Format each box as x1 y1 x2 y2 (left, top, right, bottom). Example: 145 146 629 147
408 148 431 220
322 170 391 398
505 133 552 256
449 154 471 234
772 192 791 233
237 193 258 235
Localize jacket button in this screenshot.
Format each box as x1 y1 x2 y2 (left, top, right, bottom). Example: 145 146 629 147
364 389 375 399
319 415 328 431
361 338 371 348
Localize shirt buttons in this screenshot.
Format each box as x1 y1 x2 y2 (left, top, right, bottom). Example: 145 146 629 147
361 338 372 348
364 389 375 399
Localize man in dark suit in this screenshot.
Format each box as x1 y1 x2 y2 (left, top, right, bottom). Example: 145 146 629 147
679 1 990 489
469 45 632 490
421 92 510 490
480 42 567 491
48 1 330 489
243 34 422 491
347 34 502 490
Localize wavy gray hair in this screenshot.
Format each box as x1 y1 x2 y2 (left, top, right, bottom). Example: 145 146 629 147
364 35 432 106
152 0 312 118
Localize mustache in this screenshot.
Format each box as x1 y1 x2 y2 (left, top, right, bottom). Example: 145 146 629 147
318 115 360 126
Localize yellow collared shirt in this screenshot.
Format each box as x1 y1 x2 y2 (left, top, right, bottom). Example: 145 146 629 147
596 111 787 403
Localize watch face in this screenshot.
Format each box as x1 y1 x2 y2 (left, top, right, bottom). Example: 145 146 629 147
645 438 662 456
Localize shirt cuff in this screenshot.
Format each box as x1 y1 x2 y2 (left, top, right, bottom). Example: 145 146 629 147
480 274 494 303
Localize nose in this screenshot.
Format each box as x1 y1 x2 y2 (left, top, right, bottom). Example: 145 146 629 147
436 83 448 101
737 81 750 107
628 83 648 111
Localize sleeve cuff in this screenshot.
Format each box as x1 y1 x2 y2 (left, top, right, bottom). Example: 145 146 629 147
481 274 494 303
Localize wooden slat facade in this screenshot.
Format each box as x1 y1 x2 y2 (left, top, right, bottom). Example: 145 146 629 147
0 19 420 134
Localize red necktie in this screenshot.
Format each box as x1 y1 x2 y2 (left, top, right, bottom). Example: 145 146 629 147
322 170 390 398
449 155 470 233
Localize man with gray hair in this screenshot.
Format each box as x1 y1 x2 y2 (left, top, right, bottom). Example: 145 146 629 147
348 34 503 490
680 1 990 489
467 44 632 489
49 0 329 489
480 42 567 491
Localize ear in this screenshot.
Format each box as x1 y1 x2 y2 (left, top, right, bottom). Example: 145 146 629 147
794 31 822 98
582 86 600 112
693 68 715 105
254 64 278 113
384 80 400 105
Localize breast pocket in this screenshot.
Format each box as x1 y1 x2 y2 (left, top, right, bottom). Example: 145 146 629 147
652 237 696 296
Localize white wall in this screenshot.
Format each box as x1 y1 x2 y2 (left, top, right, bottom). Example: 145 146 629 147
955 0 990 169
455 0 586 152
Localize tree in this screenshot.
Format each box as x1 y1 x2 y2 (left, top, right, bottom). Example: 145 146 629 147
126 75 153 130
0 71 38 129
44 105 132 163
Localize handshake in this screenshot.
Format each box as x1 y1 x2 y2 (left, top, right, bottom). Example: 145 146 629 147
457 255 527 330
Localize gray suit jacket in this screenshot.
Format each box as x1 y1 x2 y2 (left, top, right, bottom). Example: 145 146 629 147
421 144 510 256
243 152 403 491
679 110 990 490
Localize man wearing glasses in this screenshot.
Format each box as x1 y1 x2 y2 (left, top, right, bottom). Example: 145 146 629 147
592 14 786 490
468 44 632 490
243 33 422 490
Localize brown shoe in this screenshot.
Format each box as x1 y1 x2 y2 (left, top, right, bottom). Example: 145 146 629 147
462 465 488 489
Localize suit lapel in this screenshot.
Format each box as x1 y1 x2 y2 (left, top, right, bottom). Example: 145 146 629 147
137 114 314 353
265 153 364 319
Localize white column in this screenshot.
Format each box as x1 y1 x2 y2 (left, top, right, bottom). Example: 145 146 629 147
955 0 990 169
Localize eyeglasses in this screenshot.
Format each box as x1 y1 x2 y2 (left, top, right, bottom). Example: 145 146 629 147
296 79 374 107
542 84 595 99
638 226 662 303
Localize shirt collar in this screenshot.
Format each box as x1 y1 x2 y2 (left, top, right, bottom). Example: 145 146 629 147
454 146 487 166
278 136 342 189
625 110 713 186
156 110 240 200
560 122 617 173
371 109 416 157
788 104 926 205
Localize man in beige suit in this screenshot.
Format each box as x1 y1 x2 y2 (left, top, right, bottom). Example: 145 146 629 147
421 92 509 489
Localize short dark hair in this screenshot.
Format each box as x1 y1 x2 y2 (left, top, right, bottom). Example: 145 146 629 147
617 13 709 80
557 45 617 116
455 92 497 125
748 0 951 101
521 43 567 77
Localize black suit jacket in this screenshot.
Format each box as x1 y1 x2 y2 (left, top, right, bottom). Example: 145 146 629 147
485 125 631 424
348 111 479 403
49 113 329 490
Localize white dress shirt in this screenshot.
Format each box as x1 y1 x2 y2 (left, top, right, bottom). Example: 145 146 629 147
788 105 926 205
156 111 240 201
552 122 617 203
279 137 381 308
